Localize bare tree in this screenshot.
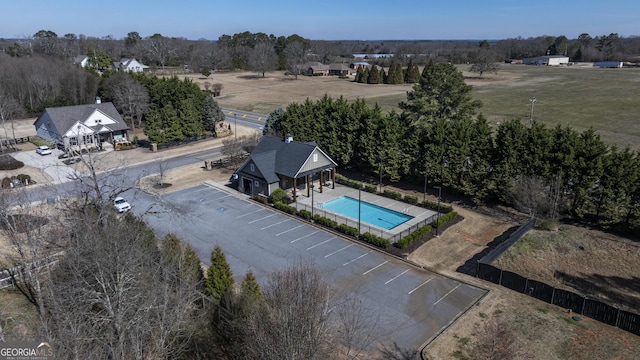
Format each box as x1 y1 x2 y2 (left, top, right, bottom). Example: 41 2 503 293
508 175 555 218
331 295 382 359
0 188 66 338
143 33 176 70
284 41 308 80
249 262 332 360
249 41 277 77
46 210 204 359
0 87 21 152
102 73 150 130
377 342 419 360
189 40 230 73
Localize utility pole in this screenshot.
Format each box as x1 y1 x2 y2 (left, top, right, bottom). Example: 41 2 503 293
529 97 536 128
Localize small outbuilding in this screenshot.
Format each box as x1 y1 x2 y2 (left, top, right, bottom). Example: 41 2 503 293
234 135 337 199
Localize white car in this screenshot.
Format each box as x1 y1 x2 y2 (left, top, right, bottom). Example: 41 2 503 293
36 145 52 155
113 196 131 213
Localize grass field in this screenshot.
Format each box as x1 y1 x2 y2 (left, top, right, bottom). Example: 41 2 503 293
203 64 640 150
464 64 640 150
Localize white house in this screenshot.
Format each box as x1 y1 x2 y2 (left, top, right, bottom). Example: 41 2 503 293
112 58 149 73
34 99 129 151
72 55 90 68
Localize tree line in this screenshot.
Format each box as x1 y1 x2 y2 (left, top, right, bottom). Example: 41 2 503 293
2 30 639 78
264 62 640 233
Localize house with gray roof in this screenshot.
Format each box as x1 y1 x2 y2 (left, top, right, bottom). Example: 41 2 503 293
34 99 129 151
235 135 337 198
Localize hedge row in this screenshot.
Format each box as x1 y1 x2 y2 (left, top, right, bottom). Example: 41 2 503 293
335 175 377 193
432 211 458 228
336 175 454 214
361 232 391 248
395 224 432 249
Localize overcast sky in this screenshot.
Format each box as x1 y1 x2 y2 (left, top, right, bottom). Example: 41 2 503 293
3 0 639 40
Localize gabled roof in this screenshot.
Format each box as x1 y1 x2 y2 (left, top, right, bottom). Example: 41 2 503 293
238 136 337 183
35 102 128 135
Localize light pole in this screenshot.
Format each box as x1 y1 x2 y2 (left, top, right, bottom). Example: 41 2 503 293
233 113 237 140
358 186 362 237
378 153 383 193
310 184 315 218
434 186 441 236
529 97 536 128
423 162 428 202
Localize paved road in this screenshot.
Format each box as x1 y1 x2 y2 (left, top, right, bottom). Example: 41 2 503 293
133 183 487 351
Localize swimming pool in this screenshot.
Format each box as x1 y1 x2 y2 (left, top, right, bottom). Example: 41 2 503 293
319 196 413 230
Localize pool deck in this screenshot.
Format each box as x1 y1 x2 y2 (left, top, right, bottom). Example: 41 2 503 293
293 183 438 241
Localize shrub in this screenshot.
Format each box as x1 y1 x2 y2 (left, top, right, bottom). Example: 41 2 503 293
432 211 458 228
361 232 390 248
404 195 418 205
16 174 31 184
1 177 11 188
382 189 403 200
273 201 296 215
298 209 312 220
270 188 288 204
396 224 432 249
313 214 337 229
0 155 24 171
363 184 376 193
420 199 453 213
337 223 359 237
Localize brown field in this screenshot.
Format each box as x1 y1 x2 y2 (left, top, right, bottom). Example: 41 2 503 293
183 71 413 115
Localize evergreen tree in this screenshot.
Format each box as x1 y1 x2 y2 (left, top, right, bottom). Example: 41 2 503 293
404 58 420 83
241 270 262 301
201 95 225 135
367 65 381 84
263 107 285 137
206 245 235 305
400 62 481 128
386 60 404 84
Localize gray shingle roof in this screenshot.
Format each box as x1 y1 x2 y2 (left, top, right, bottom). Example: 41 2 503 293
36 102 128 135
239 136 336 183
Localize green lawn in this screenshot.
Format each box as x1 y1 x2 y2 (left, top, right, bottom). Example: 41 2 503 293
366 64 640 150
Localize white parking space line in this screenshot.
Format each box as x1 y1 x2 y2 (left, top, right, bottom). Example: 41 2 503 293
261 219 290 230
343 252 370 266
324 244 354 258
408 278 433 294
306 237 335 250
384 269 409 284
248 214 277 224
434 284 461 306
291 231 318 243
236 208 265 219
363 260 388 275
276 224 304 236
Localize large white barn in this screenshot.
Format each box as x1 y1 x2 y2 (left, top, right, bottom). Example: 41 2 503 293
523 55 570 66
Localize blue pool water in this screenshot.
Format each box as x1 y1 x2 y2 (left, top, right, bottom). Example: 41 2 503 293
319 196 413 230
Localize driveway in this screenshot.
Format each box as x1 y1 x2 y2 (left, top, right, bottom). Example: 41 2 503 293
133 183 488 351
12 147 76 184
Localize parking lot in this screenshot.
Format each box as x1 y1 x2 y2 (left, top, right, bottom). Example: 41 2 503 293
134 183 488 350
